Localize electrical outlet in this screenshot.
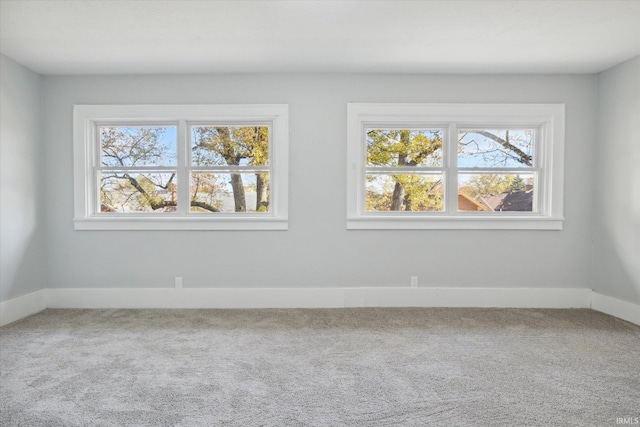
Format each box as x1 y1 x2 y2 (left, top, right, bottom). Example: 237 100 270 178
175 276 183 289
410 276 418 288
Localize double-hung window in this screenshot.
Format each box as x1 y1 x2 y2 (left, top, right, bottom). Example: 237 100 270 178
74 104 288 230
347 103 565 230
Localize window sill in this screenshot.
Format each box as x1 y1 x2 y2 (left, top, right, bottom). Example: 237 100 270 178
347 216 564 230
74 217 288 231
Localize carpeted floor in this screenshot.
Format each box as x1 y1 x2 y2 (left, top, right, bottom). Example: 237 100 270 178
1 308 639 426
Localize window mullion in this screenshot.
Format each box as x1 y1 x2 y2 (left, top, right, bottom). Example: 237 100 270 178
535 125 545 214
445 123 458 215
364 166 444 173
92 123 100 216
191 166 271 173
457 167 539 173
177 120 190 215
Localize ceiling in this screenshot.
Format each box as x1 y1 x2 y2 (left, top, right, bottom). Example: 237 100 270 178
1 0 639 76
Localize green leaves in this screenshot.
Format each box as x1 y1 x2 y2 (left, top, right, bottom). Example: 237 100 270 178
366 129 442 167
191 126 269 167
365 129 443 211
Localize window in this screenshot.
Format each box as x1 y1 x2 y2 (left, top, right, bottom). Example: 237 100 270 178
347 103 565 229
74 105 288 230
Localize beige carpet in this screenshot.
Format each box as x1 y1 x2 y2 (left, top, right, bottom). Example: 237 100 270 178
1 308 639 426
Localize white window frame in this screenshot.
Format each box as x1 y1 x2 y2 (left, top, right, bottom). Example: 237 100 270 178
347 103 565 230
73 104 289 230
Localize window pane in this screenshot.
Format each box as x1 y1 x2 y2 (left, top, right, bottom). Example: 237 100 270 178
365 174 444 212
192 126 269 166
366 129 443 167
191 173 270 213
100 126 177 167
458 129 534 168
458 173 535 212
100 172 177 213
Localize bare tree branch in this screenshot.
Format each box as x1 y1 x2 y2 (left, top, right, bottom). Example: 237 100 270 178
474 130 532 166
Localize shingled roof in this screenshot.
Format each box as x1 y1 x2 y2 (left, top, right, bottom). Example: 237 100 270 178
495 189 533 212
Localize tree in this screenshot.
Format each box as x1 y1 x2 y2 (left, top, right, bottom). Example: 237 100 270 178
365 128 533 211
465 130 532 166
509 175 526 192
366 129 443 211
100 125 270 213
100 126 190 212
191 126 269 212
458 129 533 199
463 174 526 198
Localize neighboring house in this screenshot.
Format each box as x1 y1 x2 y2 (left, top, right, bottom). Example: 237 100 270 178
431 183 533 212
100 203 116 213
458 193 487 211
464 188 534 212
495 189 534 211
476 194 504 211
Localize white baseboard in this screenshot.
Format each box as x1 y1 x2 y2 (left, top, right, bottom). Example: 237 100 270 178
1 287 607 326
47 287 346 309
46 287 593 310
6 288 636 328
0 289 48 326
591 292 640 326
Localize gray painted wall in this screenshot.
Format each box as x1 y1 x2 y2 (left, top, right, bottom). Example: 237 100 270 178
0 55 46 302
41 73 598 291
594 56 640 304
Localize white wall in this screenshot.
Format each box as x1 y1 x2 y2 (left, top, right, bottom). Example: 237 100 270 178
594 56 640 304
41 73 597 291
0 55 46 302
